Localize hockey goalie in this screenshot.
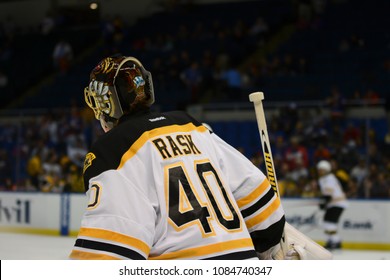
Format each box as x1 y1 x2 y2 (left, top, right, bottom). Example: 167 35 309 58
69 55 331 260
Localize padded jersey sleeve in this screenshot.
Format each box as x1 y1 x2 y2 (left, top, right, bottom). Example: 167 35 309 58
209 132 285 253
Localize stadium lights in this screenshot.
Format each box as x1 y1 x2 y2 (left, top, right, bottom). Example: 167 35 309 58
89 2 98 10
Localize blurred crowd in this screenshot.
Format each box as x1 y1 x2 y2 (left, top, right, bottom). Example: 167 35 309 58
0 104 100 193
95 0 388 110
0 97 389 199
98 8 277 107
245 100 390 200
2 0 388 109
0 0 389 198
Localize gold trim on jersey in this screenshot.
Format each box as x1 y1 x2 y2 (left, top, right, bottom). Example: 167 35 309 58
117 123 208 169
69 249 122 260
77 227 150 255
236 178 270 208
245 197 281 229
148 238 254 260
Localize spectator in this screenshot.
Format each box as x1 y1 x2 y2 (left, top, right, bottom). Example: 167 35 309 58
361 168 377 199
249 16 269 38
301 179 318 198
284 136 309 181
40 173 64 193
63 164 84 193
67 136 88 168
350 157 368 186
0 148 12 190
343 122 362 147
180 62 202 103
26 151 42 190
40 12 56 36
360 164 389 198
345 177 360 198
41 150 62 180
249 150 264 168
52 38 73 74
326 86 345 122
372 171 390 198
367 142 382 166
313 143 332 162
219 64 243 101
112 15 125 46
364 89 380 105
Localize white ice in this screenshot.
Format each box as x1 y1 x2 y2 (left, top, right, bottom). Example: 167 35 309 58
1 232 390 260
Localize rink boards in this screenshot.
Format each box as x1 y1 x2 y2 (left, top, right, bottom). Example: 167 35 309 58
0 192 389 250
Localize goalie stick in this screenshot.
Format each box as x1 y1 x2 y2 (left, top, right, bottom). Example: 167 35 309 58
249 92 279 196
249 92 332 260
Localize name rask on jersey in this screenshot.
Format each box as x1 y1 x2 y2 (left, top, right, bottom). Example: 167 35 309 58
152 134 201 159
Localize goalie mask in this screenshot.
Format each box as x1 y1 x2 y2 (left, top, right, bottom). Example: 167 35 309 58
84 55 154 132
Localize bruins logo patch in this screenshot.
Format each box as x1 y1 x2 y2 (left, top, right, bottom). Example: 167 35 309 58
83 152 96 174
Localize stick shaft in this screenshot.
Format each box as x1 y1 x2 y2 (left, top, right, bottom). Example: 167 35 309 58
249 92 280 196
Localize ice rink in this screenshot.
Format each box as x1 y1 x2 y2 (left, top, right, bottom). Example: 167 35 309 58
1 232 390 260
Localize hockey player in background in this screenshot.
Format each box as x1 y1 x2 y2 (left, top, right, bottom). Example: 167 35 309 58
316 160 348 249
70 54 330 260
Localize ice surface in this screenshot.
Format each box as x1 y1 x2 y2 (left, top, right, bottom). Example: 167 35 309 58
1 232 390 260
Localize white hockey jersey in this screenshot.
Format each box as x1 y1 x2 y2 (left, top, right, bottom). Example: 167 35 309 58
318 173 348 209
70 110 285 260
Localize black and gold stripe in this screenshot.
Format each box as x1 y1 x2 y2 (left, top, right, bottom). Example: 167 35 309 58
73 238 146 260
236 178 281 230
240 188 275 218
203 250 258 260
235 178 285 253
69 227 150 260
148 238 255 260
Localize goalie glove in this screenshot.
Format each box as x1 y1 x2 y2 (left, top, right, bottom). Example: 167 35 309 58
271 223 333 260
259 243 301 260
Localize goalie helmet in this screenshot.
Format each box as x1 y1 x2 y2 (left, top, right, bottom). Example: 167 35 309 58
84 55 154 132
